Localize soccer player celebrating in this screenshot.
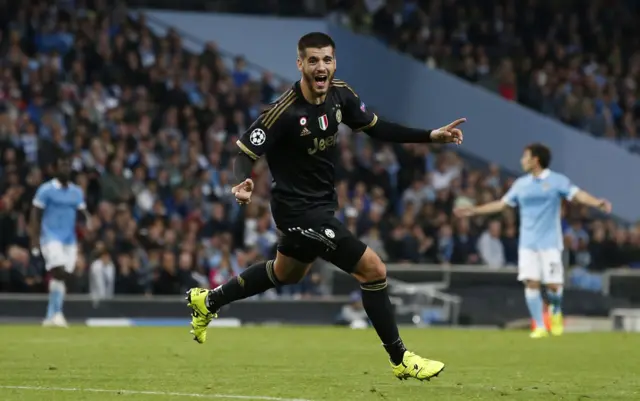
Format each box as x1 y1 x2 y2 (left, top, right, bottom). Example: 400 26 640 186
455 143 612 338
186 32 466 381
30 156 90 327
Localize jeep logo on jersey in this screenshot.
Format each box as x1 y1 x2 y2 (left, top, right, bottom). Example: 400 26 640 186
318 114 329 131
307 132 339 155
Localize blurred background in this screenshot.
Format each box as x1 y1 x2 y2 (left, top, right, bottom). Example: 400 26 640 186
1 0 640 332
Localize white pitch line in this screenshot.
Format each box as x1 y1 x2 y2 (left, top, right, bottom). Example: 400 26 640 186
0 385 312 401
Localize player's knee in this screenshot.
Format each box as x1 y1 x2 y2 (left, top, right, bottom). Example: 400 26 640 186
276 271 306 285
273 254 312 285
524 280 541 290
546 283 561 292
352 248 387 283
49 267 66 281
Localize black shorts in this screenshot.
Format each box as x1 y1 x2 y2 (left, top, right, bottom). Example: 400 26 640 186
276 216 367 274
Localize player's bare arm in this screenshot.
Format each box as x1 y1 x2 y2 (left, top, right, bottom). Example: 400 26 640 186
573 190 612 213
232 152 255 205
454 200 508 218
78 208 93 231
29 205 43 255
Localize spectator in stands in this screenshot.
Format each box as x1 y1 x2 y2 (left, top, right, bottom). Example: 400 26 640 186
477 220 505 269
89 241 116 304
329 0 640 156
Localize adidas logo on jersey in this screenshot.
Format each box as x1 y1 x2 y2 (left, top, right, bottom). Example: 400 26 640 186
300 127 312 136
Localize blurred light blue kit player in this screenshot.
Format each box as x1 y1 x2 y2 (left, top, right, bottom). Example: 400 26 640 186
30 156 91 327
455 143 611 338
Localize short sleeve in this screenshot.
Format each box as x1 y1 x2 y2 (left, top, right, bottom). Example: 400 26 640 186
501 179 521 207
557 174 580 201
77 188 87 210
334 80 378 131
236 90 295 160
32 185 49 209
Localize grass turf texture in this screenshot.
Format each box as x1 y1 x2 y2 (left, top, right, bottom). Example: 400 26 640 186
0 326 638 400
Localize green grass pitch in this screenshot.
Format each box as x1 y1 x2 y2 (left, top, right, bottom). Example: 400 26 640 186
0 326 639 400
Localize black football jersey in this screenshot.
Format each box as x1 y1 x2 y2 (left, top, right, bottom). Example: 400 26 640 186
236 79 377 226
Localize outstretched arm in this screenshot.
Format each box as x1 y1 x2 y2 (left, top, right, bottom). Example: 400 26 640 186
455 200 509 218
363 117 466 144
572 189 612 213
455 179 520 218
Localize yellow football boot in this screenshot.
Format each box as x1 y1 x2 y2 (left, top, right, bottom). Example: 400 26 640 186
186 288 217 344
549 308 564 336
529 327 549 339
391 351 445 381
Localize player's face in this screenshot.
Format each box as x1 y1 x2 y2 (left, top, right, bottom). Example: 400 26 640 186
297 46 336 96
57 160 71 181
520 150 537 172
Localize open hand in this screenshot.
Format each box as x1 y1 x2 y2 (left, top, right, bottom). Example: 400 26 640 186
430 118 466 144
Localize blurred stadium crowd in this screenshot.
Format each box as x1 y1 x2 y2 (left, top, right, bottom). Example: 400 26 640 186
328 0 640 154
0 0 639 298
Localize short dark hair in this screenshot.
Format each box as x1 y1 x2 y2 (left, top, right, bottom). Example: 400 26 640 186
297 32 335 56
525 143 551 169
56 152 71 164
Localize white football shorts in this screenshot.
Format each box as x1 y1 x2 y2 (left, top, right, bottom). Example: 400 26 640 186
41 241 78 273
517 248 564 284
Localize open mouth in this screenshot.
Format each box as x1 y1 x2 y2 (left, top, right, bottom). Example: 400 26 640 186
314 75 328 88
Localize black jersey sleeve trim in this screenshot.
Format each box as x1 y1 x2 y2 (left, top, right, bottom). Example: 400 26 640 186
236 140 259 160
351 114 378 132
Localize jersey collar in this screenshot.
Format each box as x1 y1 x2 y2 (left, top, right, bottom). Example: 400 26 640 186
51 178 70 188
533 169 550 180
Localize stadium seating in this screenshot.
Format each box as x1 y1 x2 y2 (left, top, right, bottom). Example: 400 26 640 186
0 1 638 299
326 0 640 156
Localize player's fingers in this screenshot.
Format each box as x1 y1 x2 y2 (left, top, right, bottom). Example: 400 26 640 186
244 179 255 191
449 128 463 144
445 117 467 129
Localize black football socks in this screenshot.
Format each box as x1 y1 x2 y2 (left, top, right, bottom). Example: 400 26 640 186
206 260 280 311
360 279 407 365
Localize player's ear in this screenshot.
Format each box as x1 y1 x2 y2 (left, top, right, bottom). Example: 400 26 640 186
296 56 303 72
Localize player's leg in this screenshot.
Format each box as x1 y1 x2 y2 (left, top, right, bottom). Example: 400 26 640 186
518 249 547 338
187 231 316 343
41 242 69 327
52 243 79 327
541 249 565 336
323 221 444 381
